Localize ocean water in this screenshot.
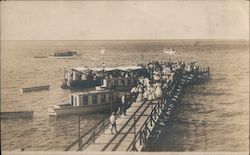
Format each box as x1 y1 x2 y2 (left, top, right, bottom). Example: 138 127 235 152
1 40 249 151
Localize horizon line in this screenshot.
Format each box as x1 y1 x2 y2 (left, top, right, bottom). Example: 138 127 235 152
1 39 249 42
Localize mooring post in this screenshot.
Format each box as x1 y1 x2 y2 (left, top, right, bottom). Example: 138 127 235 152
93 128 95 143
139 132 142 145
102 116 105 133
111 102 112 113
132 114 137 151
150 115 153 126
103 116 105 127
208 67 210 78
78 115 82 150
134 114 136 138
151 102 153 110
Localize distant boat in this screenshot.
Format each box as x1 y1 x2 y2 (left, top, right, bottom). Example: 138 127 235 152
163 48 178 55
34 56 47 58
100 49 105 55
49 51 79 59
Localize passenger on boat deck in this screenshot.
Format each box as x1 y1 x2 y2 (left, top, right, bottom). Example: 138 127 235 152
102 62 105 69
110 81 115 90
110 112 117 134
125 73 129 78
193 62 199 73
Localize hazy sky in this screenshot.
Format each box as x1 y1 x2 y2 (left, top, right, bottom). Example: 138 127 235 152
1 1 249 40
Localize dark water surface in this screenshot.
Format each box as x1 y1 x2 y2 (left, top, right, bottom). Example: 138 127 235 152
1 40 249 151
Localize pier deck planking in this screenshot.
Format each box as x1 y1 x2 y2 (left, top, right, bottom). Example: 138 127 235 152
83 100 157 151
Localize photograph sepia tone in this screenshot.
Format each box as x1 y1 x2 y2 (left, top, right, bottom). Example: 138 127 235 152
0 0 249 155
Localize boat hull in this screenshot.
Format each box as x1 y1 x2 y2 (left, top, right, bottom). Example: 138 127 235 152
48 55 78 59
48 103 119 116
163 51 177 55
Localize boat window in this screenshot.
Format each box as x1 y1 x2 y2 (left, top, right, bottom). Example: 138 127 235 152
121 79 125 86
71 95 74 105
101 94 105 103
133 79 137 85
83 96 88 105
107 81 111 87
114 80 118 86
92 95 97 104
109 94 113 103
127 79 131 85
74 96 78 106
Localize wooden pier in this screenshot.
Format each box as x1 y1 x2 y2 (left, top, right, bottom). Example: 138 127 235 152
65 67 210 152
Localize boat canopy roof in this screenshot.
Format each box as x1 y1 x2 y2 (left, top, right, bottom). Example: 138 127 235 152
71 89 111 96
116 66 143 71
68 65 143 73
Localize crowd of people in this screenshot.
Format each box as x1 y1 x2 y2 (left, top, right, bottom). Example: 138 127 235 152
109 59 201 134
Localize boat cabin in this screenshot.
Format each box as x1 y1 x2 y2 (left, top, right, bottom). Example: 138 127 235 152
101 77 137 89
70 90 118 107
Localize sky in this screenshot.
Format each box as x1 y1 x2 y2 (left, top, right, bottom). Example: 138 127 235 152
0 0 249 40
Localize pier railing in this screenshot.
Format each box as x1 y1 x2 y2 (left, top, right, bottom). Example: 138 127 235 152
126 99 166 151
64 116 110 151
126 67 210 151
65 100 149 151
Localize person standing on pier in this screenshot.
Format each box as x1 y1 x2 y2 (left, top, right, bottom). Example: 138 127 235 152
121 95 127 115
102 62 106 77
110 112 117 134
130 86 138 102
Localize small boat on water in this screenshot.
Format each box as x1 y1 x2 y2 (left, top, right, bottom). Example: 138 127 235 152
49 51 79 59
1 111 33 119
34 56 47 58
48 89 120 116
21 85 50 93
163 48 178 55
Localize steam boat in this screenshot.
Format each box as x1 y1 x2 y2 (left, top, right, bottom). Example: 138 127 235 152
61 65 148 90
163 48 178 55
49 51 78 59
